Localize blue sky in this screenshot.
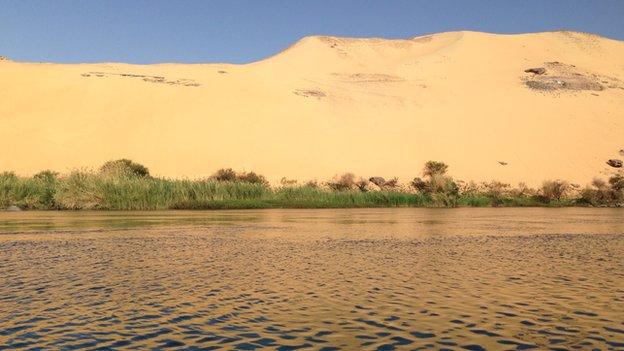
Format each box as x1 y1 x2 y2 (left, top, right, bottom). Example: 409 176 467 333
1 0 623 64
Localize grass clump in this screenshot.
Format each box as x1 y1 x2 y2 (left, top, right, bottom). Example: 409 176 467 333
273 185 427 208
1 171 59 210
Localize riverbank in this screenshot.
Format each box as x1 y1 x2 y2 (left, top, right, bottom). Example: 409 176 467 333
2 169 622 211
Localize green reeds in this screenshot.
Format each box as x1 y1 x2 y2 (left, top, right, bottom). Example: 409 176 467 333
1 161 622 210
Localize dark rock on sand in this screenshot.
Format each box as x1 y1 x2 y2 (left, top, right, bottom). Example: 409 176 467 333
293 89 326 98
498 161 508 166
606 159 623 168
523 62 612 92
525 67 546 75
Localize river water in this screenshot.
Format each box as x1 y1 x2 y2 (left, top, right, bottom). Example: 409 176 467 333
1 208 623 350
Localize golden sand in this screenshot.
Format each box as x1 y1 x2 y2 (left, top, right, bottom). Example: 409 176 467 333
1 31 623 185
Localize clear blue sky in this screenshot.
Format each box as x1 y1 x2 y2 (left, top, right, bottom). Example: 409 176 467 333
1 0 623 64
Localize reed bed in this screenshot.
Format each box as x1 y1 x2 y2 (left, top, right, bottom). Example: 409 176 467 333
1 160 622 210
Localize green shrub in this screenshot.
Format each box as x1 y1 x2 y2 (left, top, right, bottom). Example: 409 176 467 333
408 161 459 206
211 169 269 185
428 175 459 207
100 159 150 178
423 161 449 177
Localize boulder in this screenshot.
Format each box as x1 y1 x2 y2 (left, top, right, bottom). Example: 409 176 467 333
368 177 386 187
525 67 546 75
6 205 22 212
620 149 624 156
607 159 623 168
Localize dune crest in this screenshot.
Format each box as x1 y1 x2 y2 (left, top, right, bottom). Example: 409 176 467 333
1 31 623 185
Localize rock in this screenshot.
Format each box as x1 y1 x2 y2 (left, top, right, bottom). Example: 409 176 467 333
606 159 623 168
620 149 624 156
525 67 546 75
498 161 508 166
368 177 386 187
5 205 22 212
0 56 7 61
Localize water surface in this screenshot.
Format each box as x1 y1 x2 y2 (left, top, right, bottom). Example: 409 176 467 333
1 208 623 350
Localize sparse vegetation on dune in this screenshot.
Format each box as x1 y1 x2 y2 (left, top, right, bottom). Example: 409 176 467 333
1 160 623 210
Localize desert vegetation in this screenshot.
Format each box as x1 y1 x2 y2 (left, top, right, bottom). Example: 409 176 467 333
1 159 622 210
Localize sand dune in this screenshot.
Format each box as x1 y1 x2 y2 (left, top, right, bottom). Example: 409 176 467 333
1 31 623 185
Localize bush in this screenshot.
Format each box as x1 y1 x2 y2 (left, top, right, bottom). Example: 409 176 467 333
423 161 449 177
100 159 150 178
609 174 624 191
211 168 237 182
355 178 369 192
384 177 399 189
410 177 428 192
578 175 624 206
410 161 458 206
510 182 535 197
280 177 297 186
428 175 453 193
540 179 570 202
237 171 268 185
368 177 386 187
211 168 268 185
327 173 356 191
482 181 510 206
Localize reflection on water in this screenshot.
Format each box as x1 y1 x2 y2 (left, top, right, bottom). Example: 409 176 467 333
1 208 623 350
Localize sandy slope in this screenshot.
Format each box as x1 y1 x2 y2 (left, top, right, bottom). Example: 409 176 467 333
1 31 623 186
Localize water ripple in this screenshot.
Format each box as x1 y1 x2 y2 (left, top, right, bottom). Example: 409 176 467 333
1 209 623 350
